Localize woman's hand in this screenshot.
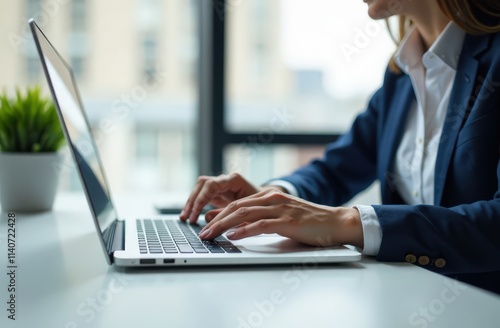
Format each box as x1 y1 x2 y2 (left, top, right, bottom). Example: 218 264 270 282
180 173 262 224
198 188 364 248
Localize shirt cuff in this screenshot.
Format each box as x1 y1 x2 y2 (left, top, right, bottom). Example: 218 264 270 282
264 180 299 197
353 205 382 256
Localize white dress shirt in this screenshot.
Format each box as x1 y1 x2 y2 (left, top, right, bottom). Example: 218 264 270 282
271 22 465 255
357 22 465 255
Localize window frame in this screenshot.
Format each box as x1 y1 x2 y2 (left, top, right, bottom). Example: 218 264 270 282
197 0 340 176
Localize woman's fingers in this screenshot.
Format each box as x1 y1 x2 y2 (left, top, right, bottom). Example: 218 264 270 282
181 173 260 224
200 189 289 234
188 178 227 223
180 176 210 221
197 188 354 247
204 208 223 222
199 201 289 239
225 218 287 240
182 175 232 223
182 176 353 247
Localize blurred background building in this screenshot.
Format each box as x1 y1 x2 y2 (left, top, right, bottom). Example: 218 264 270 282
0 0 395 204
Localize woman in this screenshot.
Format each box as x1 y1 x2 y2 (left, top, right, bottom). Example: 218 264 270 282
181 0 500 293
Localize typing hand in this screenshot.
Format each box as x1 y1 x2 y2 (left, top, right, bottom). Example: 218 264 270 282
180 173 260 224
197 188 364 248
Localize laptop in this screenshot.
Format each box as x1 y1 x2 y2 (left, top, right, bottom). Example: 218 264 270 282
29 19 361 267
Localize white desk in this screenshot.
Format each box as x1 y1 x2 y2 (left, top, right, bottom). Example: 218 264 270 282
1 192 500 328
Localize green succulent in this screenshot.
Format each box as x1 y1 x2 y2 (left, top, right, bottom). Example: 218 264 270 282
0 86 65 152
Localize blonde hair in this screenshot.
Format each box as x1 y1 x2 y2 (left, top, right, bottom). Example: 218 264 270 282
387 0 500 73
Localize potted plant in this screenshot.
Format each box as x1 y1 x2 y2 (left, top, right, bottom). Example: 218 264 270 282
0 86 65 212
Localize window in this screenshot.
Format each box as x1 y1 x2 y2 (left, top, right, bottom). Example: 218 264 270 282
71 0 86 31
226 0 395 134
2 0 200 195
24 0 43 81
220 0 390 202
224 144 325 182
26 56 41 82
70 0 87 79
142 35 159 85
224 143 381 205
138 0 161 86
135 128 158 161
4 0 384 204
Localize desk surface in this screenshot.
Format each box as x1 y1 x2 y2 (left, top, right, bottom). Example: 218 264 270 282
1 192 500 328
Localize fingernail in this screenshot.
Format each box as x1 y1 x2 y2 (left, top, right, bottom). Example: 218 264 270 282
180 210 185 217
226 230 236 239
199 228 211 239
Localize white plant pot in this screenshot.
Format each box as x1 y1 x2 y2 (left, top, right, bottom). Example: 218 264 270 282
0 152 64 212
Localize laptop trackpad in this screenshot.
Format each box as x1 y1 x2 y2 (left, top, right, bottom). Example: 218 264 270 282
230 234 331 254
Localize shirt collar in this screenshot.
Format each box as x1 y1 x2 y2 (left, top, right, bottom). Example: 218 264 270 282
395 21 465 73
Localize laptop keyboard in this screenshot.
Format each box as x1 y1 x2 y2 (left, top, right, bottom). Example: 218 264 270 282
136 219 241 254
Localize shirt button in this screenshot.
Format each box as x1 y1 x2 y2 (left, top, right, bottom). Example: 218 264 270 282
417 138 423 145
413 191 419 198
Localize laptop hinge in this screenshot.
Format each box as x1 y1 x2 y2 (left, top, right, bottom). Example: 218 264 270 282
111 220 125 254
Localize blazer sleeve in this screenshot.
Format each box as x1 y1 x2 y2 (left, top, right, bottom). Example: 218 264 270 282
276 88 383 207
374 167 500 275
374 32 500 275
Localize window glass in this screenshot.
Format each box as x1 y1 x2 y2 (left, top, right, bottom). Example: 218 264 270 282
224 144 380 205
1 0 198 194
226 0 395 133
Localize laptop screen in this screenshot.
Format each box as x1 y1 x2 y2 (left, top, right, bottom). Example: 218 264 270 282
30 20 117 244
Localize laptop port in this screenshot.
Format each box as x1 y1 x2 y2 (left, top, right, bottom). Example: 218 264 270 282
163 259 175 264
140 259 155 265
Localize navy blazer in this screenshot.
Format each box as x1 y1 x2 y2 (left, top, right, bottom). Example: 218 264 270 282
279 32 500 292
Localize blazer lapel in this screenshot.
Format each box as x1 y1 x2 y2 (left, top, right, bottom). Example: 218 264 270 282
434 34 490 205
